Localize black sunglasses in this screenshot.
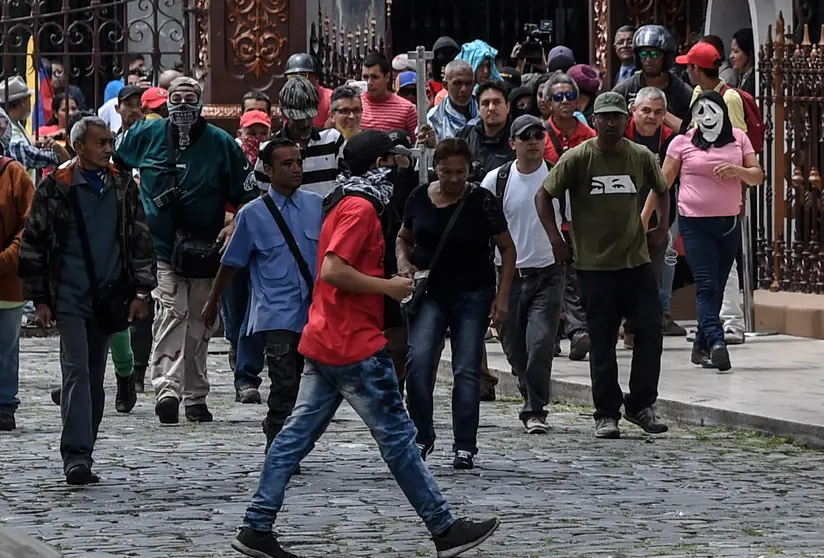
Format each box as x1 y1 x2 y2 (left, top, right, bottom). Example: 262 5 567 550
517 130 544 142
552 91 578 103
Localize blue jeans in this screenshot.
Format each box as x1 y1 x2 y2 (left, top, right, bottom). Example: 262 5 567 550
221 267 265 389
243 350 454 535
680 215 741 351
406 287 495 455
0 306 24 413
659 218 679 315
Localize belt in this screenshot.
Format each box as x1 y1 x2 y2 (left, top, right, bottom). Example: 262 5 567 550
516 265 555 278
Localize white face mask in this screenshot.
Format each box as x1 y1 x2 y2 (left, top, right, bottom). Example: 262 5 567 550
692 99 723 143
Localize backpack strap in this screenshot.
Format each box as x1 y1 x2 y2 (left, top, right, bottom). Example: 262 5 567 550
0 156 12 177
495 161 514 200
545 122 566 161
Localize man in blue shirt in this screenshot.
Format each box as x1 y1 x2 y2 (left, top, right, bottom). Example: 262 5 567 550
202 137 323 453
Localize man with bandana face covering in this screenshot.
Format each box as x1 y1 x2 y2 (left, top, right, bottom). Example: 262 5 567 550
662 91 763 373
114 76 256 425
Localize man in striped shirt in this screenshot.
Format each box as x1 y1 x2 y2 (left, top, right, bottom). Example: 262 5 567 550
256 76 344 196
360 52 418 141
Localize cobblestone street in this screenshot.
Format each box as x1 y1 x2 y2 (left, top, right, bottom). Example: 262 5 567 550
2 337 824 557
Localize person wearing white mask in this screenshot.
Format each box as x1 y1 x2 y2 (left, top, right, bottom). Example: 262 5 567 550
662 91 763 374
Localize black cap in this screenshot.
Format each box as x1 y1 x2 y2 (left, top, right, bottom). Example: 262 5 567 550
387 129 413 150
344 130 411 173
118 85 146 103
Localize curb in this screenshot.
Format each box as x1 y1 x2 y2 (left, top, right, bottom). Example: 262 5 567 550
437 359 824 449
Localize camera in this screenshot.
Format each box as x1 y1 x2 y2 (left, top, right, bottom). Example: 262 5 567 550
521 20 554 64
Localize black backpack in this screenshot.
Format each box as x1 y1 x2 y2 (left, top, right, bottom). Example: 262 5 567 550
494 160 567 223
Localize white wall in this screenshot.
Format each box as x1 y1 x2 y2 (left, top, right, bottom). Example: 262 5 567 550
705 0 792 53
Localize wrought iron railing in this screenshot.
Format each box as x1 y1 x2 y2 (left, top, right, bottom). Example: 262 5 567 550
0 0 196 120
758 13 824 293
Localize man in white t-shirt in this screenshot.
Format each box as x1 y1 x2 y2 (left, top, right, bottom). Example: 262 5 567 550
480 114 569 435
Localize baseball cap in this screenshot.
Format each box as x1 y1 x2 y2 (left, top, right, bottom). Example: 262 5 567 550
592 92 629 115
239 109 272 129
675 42 721 69
392 53 416 72
141 87 168 109
387 129 413 150
344 130 412 170
510 115 544 137
499 66 522 87
118 85 145 103
398 71 417 90
547 45 575 72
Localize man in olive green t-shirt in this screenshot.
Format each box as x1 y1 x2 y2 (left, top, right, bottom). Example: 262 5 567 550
535 91 670 440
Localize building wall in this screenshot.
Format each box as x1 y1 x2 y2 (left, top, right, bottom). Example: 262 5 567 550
705 0 792 52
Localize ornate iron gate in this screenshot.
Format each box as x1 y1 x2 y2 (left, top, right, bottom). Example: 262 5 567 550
757 14 824 293
0 0 198 118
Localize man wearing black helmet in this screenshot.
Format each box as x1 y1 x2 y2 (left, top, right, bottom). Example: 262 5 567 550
613 25 693 132
284 53 332 128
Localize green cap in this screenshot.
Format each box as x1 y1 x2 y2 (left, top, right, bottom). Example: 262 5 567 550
593 92 629 115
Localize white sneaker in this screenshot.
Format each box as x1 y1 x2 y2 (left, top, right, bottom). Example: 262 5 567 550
724 329 745 345
525 416 549 434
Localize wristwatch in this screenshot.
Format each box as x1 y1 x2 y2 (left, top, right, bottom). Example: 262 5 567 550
136 292 151 303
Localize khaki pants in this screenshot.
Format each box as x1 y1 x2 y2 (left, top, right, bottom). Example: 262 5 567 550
150 261 215 406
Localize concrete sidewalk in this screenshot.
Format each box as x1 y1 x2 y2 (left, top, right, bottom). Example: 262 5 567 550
438 322 824 447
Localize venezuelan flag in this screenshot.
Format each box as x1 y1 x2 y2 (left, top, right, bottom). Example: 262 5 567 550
24 36 48 135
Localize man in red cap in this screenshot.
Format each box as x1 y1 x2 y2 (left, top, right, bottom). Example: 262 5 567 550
677 42 747 132
141 87 168 120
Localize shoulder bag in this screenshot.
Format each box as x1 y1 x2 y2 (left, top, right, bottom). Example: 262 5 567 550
402 185 474 317
164 124 222 279
262 194 314 297
68 187 134 334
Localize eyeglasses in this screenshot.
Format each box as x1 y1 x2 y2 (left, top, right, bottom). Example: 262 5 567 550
638 49 662 60
552 91 578 103
333 108 363 116
517 130 545 142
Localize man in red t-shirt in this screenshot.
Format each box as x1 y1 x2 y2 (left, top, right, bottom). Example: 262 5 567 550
232 130 500 558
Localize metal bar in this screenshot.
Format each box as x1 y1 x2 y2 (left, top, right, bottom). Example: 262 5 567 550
408 46 433 186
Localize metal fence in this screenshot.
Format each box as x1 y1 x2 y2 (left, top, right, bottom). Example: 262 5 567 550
308 1 392 88
757 13 824 293
0 0 195 129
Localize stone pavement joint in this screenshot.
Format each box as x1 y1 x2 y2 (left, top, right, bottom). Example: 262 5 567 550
3 337 824 556
439 328 824 449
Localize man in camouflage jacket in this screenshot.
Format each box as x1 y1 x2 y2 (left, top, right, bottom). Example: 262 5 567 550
18 116 156 485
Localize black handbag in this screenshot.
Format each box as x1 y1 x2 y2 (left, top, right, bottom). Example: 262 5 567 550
262 195 315 296
402 185 474 317
68 187 134 335
163 124 222 279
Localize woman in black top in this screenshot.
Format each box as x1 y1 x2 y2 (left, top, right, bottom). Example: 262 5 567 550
730 29 756 97
397 138 516 471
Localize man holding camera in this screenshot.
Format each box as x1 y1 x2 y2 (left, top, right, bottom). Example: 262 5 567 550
115 77 255 425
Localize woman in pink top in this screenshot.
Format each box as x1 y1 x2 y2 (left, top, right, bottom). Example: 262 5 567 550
662 91 763 373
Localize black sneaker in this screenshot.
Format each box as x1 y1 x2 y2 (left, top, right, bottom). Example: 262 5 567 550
155 396 180 424
710 344 732 373
115 374 137 414
690 347 713 368
453 450 474 470
65 463 100 486
235 384 262 404
0 411 15 431
231 527 299 558
417 442 434 461
554 340 562 357
662 314 687 336
432 518 500 558
51 387 61 406
594 417 620 439
568 332 590 361
134 365 147 393
624 406 669 434
185 403 213 423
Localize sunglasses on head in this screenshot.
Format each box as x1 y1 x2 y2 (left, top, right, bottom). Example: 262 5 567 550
638 49 662 60
517 129 544 142
552 91 578 103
